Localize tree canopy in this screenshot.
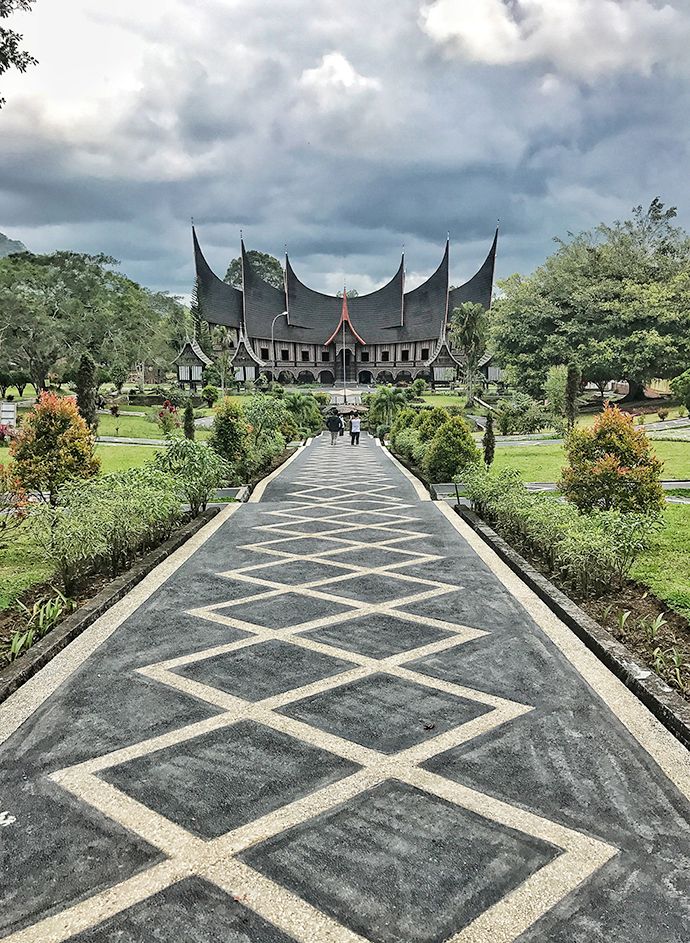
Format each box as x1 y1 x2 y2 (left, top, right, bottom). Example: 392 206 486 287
0 251 190 391
491 199 690 398
0 0 37 108
224 251 284 290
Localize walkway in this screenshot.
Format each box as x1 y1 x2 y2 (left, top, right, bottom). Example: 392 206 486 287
1 435 689 943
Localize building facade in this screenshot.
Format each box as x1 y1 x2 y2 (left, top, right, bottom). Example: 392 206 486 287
192 227 498 385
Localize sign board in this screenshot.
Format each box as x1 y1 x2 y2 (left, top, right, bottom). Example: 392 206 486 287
0 402 17 427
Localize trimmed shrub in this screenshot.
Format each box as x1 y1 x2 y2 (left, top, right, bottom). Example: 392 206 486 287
10 392 100 505
560 405 665 513
201 384 219 408
417 407 450 442
209 397 250 476
463 465 658 596
424 418 480 482
183 400 195 439
482 412 495 467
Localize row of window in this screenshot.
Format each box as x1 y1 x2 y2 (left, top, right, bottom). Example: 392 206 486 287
257 347 430 362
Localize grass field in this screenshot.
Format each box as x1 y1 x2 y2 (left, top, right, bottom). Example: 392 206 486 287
631 505 690 619
96 412 212 441
493 440 689 482
96 444 159 473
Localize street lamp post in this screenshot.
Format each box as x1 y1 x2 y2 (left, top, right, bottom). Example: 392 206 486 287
341 318 347 405
271 311 288 379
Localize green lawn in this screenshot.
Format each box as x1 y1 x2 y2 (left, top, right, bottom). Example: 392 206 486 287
0 527 53 610
493 440 690 482
631 505 690 619
576 406 687 427
96 444 159 474
421 393 465 407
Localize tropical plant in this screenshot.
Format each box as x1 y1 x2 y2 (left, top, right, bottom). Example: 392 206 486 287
10 392 99 504
424 417 480 482
482 412 495 467
450 301 488 406
155 436 230 517
209 397 250 475
560 405 665 513
284 391 323 436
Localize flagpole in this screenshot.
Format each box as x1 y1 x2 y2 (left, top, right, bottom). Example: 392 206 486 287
342 316 347 405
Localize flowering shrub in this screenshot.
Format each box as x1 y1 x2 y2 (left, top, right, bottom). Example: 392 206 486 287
10 392 99 505
560 405 665 514
158 400 180 434
0 423 16 445
0 463 28 538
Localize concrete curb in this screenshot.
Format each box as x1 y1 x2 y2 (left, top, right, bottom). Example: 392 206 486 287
457 506 690 751
0 508 221 706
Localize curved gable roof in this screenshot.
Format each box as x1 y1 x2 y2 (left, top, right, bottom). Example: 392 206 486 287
448 229 498 313
192 227 243 328
397 239 449 342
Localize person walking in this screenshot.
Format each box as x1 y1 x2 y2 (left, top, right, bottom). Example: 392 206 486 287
326 410 341 445
350 413 361 446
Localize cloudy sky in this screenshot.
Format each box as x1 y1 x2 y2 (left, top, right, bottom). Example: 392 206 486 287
2 0 690 299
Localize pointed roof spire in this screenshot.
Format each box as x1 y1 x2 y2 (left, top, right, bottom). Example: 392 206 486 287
324 289 366 346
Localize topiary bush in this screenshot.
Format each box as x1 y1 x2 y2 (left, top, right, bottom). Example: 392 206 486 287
201 384 219 408
424 417 479 482
560 405 665 513
417 407 450 442
10 392 100 505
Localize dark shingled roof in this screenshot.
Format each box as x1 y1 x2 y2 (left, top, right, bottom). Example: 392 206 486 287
193 227 497 344
192 227 243 328
448 229 498 313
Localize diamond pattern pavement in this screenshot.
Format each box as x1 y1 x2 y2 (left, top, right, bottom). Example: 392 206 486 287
0 432 689 942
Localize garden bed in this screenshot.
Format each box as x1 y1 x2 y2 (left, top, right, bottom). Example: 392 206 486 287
0 508 220 704
458 506 690 733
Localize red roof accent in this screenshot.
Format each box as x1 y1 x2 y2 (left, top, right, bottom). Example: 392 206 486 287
325 290 366 346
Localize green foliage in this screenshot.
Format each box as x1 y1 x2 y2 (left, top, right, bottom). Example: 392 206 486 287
284 391 323 436
411 377 428 397
312 391 331 408
155 436 229 517
495 393 549 435
76 351 98 430
0 1 38 109
11 392 100 504
10 589 76 661
416 407 450 442
544 365 567 417
492 199 690 396
424 417 480 482
0 462 28 537
560 405 665 513
565 362 581 430
110 361 129 393
157 400 180 435
670 369 690 412
183 400 195 440
209 397 250 476
225 250 284 290
201 384 219 408
449 301 488 405
482 412 495 467
463 465 659 596
32 468 181 592
367 385 408 428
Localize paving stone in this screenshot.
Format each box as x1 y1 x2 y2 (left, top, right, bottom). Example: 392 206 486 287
303 613 454 659
216 591 356 629
69 877 294 942
172 640 356 701
277 672 491 753
241 780 558 943
99 721 361 839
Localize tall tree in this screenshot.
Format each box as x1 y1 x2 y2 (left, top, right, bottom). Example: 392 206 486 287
449 302 488 407
0 0 37 108
492 200 690 399
225 251 284 290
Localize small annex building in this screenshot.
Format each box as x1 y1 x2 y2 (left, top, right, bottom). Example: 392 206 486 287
192 226 499 386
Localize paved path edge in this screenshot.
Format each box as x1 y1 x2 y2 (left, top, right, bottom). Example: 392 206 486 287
0 508 224 708
457 506 690 752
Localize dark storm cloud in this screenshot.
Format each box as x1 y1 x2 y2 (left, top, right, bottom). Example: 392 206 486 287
1 0 689 297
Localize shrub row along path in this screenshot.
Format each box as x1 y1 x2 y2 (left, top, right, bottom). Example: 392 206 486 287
1 434 689 943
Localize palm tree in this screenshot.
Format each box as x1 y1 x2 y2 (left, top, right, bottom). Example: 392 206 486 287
450 302 488 407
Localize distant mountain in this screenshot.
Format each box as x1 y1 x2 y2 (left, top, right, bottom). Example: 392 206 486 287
0 233 27 257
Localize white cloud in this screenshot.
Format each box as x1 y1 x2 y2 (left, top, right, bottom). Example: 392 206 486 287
299 52 381 108
420 0 690 80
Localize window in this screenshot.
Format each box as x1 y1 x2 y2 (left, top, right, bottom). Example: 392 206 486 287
401 349 410 362
179 366 190 381
321 350 330 361
260 347 269 360
301 350 310 362
360 351 370 362
381 350 390 362
421 348 429 360
191 365 203 381
281 349 289 361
